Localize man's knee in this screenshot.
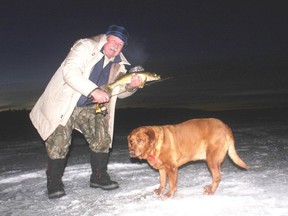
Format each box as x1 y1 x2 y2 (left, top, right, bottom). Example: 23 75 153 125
45 125 72 159
46 143 69 159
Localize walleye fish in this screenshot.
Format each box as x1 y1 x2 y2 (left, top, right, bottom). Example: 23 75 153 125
101 71 161 95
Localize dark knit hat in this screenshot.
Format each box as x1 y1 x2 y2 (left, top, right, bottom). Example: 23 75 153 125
106 25 129 45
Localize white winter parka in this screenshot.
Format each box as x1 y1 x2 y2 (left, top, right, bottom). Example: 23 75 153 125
30 34 132 146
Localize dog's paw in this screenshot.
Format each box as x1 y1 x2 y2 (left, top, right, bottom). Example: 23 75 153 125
162 192 174 199
153 187 164 196
203 185 215 195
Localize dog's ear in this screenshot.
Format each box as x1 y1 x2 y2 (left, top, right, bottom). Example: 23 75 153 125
145 128 156 147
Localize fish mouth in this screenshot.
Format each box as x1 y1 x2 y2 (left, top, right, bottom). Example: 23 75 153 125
154 74 161 80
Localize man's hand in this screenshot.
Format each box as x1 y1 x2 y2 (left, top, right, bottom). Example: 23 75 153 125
129 73 144 88
125 74 144 92
90 88 110 103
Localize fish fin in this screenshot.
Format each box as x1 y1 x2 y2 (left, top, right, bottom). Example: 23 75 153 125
139 82 145 88
139 77 147 88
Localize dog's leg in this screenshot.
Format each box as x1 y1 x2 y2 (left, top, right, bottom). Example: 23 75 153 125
163 167 178 198
204 159 222 195
154 169 167 195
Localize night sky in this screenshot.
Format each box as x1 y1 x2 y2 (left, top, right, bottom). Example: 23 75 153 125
1 0 287 111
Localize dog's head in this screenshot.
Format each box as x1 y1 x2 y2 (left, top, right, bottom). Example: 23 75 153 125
127 127 156 159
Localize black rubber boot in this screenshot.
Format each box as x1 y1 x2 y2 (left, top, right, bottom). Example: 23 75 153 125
90 152 119 190
46 157 66 199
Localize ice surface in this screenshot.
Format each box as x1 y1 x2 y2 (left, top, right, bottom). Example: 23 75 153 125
1 108 288 216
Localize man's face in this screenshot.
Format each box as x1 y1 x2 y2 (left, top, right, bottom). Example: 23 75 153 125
103 35 124 59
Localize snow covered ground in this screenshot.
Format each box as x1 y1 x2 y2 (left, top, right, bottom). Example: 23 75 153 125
1 108 288 216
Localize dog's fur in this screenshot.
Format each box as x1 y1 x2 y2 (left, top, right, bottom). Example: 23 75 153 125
127 118 248 198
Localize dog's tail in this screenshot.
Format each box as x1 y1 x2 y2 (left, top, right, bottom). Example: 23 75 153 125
227 132 249 170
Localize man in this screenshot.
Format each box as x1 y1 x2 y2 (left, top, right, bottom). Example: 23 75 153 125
30 25 144 199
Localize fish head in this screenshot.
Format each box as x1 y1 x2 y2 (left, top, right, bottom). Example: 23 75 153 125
145 72 161 81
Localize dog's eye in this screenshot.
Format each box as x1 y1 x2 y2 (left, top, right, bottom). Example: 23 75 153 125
137 138 143 143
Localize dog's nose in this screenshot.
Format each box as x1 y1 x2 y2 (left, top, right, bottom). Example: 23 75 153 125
129 150 136 157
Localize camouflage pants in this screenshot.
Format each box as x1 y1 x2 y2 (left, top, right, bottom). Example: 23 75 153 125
45 107 111 159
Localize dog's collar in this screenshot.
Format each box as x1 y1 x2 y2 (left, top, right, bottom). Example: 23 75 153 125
148 155 158 166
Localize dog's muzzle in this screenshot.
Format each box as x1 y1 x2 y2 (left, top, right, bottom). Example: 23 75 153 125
129 150 136 157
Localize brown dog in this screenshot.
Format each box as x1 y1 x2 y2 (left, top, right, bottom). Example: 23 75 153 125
127 118 248 198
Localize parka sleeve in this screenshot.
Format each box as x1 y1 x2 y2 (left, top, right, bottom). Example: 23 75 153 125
62 39 99 97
